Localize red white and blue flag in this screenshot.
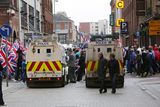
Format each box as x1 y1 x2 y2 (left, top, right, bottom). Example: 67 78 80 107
0 38 19 73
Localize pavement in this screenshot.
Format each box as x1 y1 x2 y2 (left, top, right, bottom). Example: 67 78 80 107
2 80 26 96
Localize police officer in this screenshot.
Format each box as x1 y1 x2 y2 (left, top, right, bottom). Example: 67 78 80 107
0 62 5 106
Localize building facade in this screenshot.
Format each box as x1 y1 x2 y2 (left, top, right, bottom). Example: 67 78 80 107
79 20 111 38
98 19 111 35
0 0 19 43
20 0 42 46
41 0 53 35
54 13 77 44
111 0 160 46
90 22 98 35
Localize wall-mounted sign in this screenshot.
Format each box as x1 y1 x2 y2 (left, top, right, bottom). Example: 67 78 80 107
116 1 124 9
120 22 128 34
116 18 124 27
110 14 115 26
149 20 160 36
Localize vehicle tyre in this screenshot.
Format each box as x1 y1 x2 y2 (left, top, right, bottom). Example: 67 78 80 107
26 81 32 88
119 82 124 88
61 75 65 87
85 77 90 88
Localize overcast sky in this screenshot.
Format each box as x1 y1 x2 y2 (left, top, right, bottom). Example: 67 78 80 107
54 0 111 26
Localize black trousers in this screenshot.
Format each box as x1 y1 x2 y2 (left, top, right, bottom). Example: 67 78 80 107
0 77 4 105
99 80 106 91
15 66 22 81
68 67 76 82
110 74 116 92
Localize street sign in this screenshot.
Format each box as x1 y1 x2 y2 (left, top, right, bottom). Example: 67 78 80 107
0 24 12 37
116 1 124 8
149 20 160 36
110 14 115 26
116 19 124 27
120 22 128 34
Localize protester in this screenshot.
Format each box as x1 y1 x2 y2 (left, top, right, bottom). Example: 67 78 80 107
129 48 137 73
108 53 120 94
97 52 107 94
66 49 76 83
15 48 23 81
136 50 142 76
77 51 85 81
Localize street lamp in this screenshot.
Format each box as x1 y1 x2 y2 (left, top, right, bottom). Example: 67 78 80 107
53 0 58 40
7 9 15 43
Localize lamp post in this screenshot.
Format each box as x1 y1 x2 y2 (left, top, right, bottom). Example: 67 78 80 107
7 9 15 43
6 8 15 87
53 0 58 40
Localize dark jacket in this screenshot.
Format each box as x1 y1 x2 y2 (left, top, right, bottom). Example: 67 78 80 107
0 63 3 78
97 57 107 80
78 55 85 70
66 54 76 67
108 59 120 76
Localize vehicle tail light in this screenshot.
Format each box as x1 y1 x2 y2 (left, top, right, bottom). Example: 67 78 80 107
57 77 61 81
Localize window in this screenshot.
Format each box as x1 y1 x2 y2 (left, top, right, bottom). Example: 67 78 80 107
37 49 40 53
65 23 69 29
46 49 51 53
107 48 112 53
21 1 27 28
36 10 40 31
56 24 61 30
98 48 100 52
29 5 34 31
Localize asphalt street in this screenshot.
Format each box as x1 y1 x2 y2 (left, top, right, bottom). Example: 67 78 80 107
2 74 160 107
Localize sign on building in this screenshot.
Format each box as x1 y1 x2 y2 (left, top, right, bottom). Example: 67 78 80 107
110 14 115 26
116 1 124 8
120 22 128 34
116 18 124 27
149 20 160 36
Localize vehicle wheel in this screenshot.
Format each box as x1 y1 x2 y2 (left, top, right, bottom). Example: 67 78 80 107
85 77 90 88
26 81 32 88
119 82 124 88
61 76 65 87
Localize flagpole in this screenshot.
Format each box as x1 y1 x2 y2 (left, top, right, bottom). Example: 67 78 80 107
5 37 9 87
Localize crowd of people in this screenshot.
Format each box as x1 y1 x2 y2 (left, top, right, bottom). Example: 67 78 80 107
124 44 160 77
65 48 86 83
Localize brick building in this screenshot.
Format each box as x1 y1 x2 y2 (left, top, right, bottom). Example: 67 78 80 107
54 13 75 44
41 0 53 34
121 0 145 46
113 0 160 47
0 0 19 42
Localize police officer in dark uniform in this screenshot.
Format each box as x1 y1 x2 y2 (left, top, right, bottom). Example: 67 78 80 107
0 62 5 106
